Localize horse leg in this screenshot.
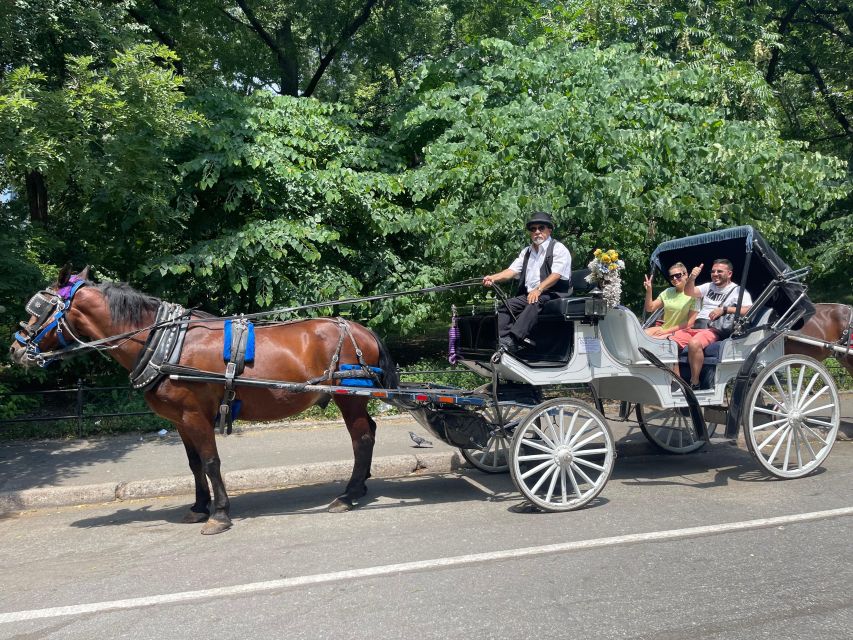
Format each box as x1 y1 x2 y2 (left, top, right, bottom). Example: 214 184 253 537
180 436 211 524
179 419 232 534
329 398 376 513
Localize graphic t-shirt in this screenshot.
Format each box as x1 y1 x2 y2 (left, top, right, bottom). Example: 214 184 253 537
696 282 752 320
659 288 700 331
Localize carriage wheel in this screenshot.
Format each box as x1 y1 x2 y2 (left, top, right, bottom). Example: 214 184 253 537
637 405 719 454
509 398 615 511
459 402 532 473
744 355 840 479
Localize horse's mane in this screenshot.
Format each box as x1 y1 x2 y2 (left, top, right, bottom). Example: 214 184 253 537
97 282 161 326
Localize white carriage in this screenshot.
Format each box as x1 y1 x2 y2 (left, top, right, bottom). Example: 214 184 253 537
408 226 842 512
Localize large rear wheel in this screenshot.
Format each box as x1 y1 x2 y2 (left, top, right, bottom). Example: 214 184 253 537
744 355 839 478
637 405 719 454
509 398 615 511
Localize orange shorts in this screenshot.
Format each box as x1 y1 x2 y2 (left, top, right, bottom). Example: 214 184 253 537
669 328 719 349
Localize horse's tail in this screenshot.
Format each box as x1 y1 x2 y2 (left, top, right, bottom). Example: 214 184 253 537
371 332 399 390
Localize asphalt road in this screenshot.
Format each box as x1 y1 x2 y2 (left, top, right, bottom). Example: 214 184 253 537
2 438 851 639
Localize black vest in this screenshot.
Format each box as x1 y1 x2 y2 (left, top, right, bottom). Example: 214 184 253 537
517 239 572 295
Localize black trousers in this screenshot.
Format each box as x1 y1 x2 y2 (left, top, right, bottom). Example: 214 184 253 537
497 292 559 343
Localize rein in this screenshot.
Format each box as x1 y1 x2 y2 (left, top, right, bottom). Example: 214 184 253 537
18 278 483 367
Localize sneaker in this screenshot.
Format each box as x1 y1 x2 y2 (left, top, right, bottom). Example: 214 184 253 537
690 383 702 391
521 337 537 348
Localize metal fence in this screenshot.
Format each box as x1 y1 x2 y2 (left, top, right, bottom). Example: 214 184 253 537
0 369 474 437
1 360 849 437
0 380 154 437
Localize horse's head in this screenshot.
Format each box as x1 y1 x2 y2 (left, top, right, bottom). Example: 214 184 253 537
9 266 91 368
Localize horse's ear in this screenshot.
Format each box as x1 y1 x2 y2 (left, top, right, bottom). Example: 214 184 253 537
57 263 74 287
78 265 92 282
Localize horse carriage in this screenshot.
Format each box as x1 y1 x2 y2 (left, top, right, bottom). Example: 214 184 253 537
9 226 846 531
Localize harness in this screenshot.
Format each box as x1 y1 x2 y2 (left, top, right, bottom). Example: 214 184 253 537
517 239 571 295
216 316 254 435
129 302 192 391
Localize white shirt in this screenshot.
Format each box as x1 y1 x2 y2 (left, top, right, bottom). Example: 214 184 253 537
696 282 752 319
508 238 572 292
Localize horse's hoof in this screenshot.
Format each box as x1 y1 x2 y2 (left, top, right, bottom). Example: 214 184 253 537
200 519 232 535
182 510 209 524
328 497 355 513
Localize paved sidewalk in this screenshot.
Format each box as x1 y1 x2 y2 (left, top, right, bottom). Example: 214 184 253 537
1 394 850 514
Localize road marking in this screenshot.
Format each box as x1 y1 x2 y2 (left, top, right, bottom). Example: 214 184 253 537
2 506 852 624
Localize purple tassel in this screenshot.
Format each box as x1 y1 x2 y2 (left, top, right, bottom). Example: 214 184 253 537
448 315 460 365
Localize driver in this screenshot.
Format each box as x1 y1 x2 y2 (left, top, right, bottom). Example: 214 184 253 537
482 212 572 353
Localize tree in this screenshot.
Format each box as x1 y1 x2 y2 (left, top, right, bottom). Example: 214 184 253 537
0 45 200 278
394 40 849 309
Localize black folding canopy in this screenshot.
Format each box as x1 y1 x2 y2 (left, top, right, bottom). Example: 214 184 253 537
649 225 814 329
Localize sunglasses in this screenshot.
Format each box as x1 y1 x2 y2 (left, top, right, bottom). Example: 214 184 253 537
669 273 686 281
528 225 548 232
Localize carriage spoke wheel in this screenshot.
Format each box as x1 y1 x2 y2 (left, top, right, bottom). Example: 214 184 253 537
509 398 615 511
637 405 719 454
745 355 840 479
460 402 532 473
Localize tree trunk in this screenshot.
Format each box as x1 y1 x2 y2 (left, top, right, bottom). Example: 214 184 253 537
276 19 300 96
25 171 48 224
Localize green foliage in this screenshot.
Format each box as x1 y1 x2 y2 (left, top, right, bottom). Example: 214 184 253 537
0 44 201 278
395 40 849 309
145 90 432 328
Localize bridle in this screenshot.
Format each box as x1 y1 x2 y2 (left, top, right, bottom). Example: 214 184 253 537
14 279 88 367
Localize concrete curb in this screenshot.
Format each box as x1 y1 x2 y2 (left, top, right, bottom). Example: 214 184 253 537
0 451 466 515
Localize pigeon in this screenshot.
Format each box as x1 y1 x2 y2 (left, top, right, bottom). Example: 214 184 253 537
408 431 433 448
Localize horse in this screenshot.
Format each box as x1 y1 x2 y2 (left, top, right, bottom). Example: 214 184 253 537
9 266 399 534
785 302 853 376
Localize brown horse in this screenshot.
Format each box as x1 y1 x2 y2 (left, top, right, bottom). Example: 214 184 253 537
9 267 398 534
785 302 853 376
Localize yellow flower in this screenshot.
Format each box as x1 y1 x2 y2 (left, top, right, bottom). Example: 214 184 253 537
593 248 602 257
608 263 617 271
601 254 612 264
608 250 618 260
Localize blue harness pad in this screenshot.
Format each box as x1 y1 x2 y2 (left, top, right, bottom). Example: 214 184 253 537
339 364 383 387
223 320 255 362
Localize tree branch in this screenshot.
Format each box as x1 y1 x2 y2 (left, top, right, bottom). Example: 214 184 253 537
303 0 382 98
233 0 282 58
804 58 852 139
765 0 808 84
123 3 184 75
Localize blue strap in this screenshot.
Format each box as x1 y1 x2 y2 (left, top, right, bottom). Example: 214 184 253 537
245 323 255 362
223 320 232 361
223 320 255 362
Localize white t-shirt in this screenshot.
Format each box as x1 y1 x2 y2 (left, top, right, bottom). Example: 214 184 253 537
696 282 752 319
508 238 572 292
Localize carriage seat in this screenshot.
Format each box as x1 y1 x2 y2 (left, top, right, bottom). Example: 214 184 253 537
676 307 777 365
541 296 588 318
598 306 679 365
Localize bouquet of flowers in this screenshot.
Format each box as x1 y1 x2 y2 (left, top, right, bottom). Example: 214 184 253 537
585 248 625 308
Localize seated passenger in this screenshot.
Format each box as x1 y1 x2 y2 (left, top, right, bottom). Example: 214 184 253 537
642 262 699 338
670 259 752 389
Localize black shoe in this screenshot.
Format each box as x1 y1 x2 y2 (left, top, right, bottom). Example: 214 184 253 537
521 337 536 348
690 383 702 391
499 338 518 353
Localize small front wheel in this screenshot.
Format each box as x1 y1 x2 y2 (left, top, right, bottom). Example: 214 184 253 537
459 401 532 473
509 398 615 511
744 355 839 478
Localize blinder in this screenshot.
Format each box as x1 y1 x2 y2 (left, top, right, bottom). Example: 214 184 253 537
22 291 62 336
14 280 86 366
